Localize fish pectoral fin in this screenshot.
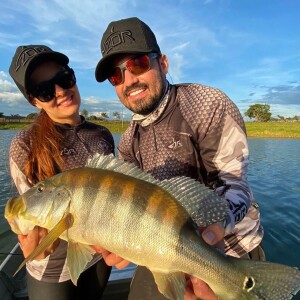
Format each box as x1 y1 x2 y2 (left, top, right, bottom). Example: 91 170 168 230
67 241 96 285
13 213 74 277
152 270 186 300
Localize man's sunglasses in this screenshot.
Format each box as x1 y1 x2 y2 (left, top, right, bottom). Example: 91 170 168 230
108 53 159 86
28 68 76 102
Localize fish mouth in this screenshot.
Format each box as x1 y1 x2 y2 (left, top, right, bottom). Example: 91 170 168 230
4 196 26 232
5 196 24 217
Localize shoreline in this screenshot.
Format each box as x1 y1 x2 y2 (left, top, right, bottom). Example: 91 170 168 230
1 121 300 139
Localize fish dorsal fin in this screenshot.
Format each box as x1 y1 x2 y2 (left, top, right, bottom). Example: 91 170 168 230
158 177 228 227
152 270 186 300
87 153 157 183
87 154 228 226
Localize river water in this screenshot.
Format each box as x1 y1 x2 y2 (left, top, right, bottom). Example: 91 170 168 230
1 130 300 298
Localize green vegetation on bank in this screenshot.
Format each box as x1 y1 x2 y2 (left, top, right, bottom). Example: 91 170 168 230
245 121 300 138
0 120 131 133
1 120 300 138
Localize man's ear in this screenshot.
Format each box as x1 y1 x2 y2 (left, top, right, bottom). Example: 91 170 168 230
160 54 169 75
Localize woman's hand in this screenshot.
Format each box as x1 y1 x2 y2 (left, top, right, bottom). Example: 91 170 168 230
18 226 59 259
90 245 131 269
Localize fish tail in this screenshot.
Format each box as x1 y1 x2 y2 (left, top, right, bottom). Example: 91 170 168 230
231 258 300 300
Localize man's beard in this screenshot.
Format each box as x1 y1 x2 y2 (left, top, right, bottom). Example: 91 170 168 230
129 93 162 115
123 79 166 115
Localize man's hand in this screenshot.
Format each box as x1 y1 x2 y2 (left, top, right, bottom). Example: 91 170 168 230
18 226 59 259
90 245 130 269
184 222 225 300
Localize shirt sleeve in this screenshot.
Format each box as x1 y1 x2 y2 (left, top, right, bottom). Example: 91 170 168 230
195 89 253 233
9 134 32 194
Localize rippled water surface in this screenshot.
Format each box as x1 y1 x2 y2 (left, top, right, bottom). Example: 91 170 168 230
1 131 299 298
248 138 300 268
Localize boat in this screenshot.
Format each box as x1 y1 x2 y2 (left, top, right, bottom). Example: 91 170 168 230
0 243 134 300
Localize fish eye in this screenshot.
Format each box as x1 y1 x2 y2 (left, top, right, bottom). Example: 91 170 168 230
37 184 45 193
243 276 255 292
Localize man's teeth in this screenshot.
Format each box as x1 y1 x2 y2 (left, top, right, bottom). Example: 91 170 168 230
130 89 144 96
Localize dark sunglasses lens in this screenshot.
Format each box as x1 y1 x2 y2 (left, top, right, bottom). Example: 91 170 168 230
30 69 76 102
56 70 76 89
31 83 55 102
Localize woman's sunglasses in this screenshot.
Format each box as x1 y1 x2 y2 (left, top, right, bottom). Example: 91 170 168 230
28 68 76 102
108 53 158 86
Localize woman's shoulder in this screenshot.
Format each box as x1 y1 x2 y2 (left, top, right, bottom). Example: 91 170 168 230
9 126 33 164
11 126 33 146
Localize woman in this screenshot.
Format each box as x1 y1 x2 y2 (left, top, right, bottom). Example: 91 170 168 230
8 45 114 300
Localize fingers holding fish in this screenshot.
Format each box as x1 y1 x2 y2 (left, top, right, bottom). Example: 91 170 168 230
200 222 225 251
184 276 217 300
18 226 59 259
91 245 131 269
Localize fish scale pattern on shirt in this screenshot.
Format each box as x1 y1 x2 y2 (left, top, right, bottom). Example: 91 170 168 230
178 84 246 138
10 120 114 174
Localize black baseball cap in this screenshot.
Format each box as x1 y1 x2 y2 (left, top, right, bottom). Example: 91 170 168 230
95 17 161 82
9 45 69 103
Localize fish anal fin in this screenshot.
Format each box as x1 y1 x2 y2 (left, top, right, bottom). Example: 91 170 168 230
152 270 186 300
67 241 95 285
14 213 74 277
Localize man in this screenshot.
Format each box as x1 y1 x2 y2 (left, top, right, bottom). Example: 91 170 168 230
94 17 264 300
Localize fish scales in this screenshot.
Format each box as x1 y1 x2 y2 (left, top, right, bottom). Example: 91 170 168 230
62 167 187 268
5 154 300 300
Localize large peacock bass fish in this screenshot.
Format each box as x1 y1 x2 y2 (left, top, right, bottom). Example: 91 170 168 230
5 154 300 300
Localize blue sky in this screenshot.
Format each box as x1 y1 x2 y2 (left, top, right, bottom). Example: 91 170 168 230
0 0 299 120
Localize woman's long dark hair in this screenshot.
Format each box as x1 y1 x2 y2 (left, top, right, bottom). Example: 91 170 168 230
24 109 64 184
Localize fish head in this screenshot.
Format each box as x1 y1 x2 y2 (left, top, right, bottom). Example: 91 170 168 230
5 174 71 235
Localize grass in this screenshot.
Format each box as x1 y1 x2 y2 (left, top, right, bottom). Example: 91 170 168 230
92 120 130 133
245 122 300 138
0 122 32 130
0 120 131 132
1 121 300 138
